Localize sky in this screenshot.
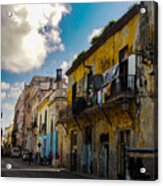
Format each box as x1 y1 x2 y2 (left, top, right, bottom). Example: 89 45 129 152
1 2 135 129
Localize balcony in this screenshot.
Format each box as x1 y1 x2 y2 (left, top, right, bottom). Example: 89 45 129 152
108 74 136 101
54 89 67 99
59 75 136 122
72 97 87 115
49 89 67 102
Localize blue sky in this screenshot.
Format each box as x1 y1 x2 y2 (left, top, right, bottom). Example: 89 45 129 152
1 2 135 128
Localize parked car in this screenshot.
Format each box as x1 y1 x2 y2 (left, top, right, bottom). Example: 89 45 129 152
22 149 30 161
11 147 21 158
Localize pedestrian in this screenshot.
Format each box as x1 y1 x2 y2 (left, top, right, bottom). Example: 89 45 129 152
28 151 32 165
55 152 59 168
48 151 52 166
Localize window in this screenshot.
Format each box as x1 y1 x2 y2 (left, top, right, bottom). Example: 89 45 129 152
40 115 42 131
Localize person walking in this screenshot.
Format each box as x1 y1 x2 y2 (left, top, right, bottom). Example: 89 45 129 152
28 151 33 165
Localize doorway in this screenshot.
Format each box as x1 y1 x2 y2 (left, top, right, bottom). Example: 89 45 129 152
70 130 77 171
84 126 92 174
117 130 130 179
100 133 109 177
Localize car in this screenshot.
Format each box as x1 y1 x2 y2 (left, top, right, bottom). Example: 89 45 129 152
22 150 30 161
11 147 21 158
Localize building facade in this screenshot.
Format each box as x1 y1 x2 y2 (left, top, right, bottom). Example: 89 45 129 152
59 2 157 180
37 69 68 167
12 92 25 149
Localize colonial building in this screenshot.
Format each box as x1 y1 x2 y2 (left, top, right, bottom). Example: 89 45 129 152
12 76 55 152
24 76 55 154
12 92 25 149
58 2 157 180
37 69 68 167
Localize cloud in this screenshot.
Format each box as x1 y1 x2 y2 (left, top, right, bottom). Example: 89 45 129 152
1 4 71 73
2 102 14 111
1 82 24 127
1 82 10 90
7 82 24 99
60 61 69 75
88 27 103 43
60 53 77 76
1 92 6 100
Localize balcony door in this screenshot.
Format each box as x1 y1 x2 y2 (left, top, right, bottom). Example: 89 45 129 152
119 60 128 92
119 46 128 92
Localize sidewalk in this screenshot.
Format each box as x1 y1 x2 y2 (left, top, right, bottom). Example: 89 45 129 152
64 169 100 179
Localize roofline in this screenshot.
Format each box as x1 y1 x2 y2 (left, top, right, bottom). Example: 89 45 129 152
66 4 140 76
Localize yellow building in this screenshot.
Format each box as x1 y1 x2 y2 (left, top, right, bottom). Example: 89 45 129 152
37 71 68 167
59 2 157 180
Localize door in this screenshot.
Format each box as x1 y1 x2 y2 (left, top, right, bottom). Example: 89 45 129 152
85 127 92 174
119 46 128 92
117 130 130 179
100 133 109 177
119 61 128 92
71 130 77 171
104 144 109 177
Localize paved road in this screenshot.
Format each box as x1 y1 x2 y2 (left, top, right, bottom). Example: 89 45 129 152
1 158 83 179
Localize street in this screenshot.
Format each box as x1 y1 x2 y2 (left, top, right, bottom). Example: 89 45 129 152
1 158 84 179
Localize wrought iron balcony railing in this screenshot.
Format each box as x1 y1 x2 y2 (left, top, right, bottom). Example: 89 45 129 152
110 75 136 97
72 97 87 115
50 89 67 101
59 75 136 121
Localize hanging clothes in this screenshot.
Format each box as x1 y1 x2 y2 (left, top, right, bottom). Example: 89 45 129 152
103 63 119 85
128 54 136 75
97 90 103 107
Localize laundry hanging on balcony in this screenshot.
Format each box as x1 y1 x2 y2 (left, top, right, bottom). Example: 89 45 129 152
97 89 103 107
103 63 119 85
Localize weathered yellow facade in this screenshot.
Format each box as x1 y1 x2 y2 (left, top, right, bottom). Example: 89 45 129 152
67 13 140 104
59 3 157 180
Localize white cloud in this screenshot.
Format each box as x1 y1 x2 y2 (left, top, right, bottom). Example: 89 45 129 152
60 61 69 75
2 102 14 111
88 27 103 43
73 54 77 60
1 92 6 100
1 4 71 73
7 82 24 99
1 82 24 127
1 82 10 90
60 53 77 76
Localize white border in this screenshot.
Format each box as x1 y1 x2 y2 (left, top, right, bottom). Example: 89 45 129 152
0 0 162 186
